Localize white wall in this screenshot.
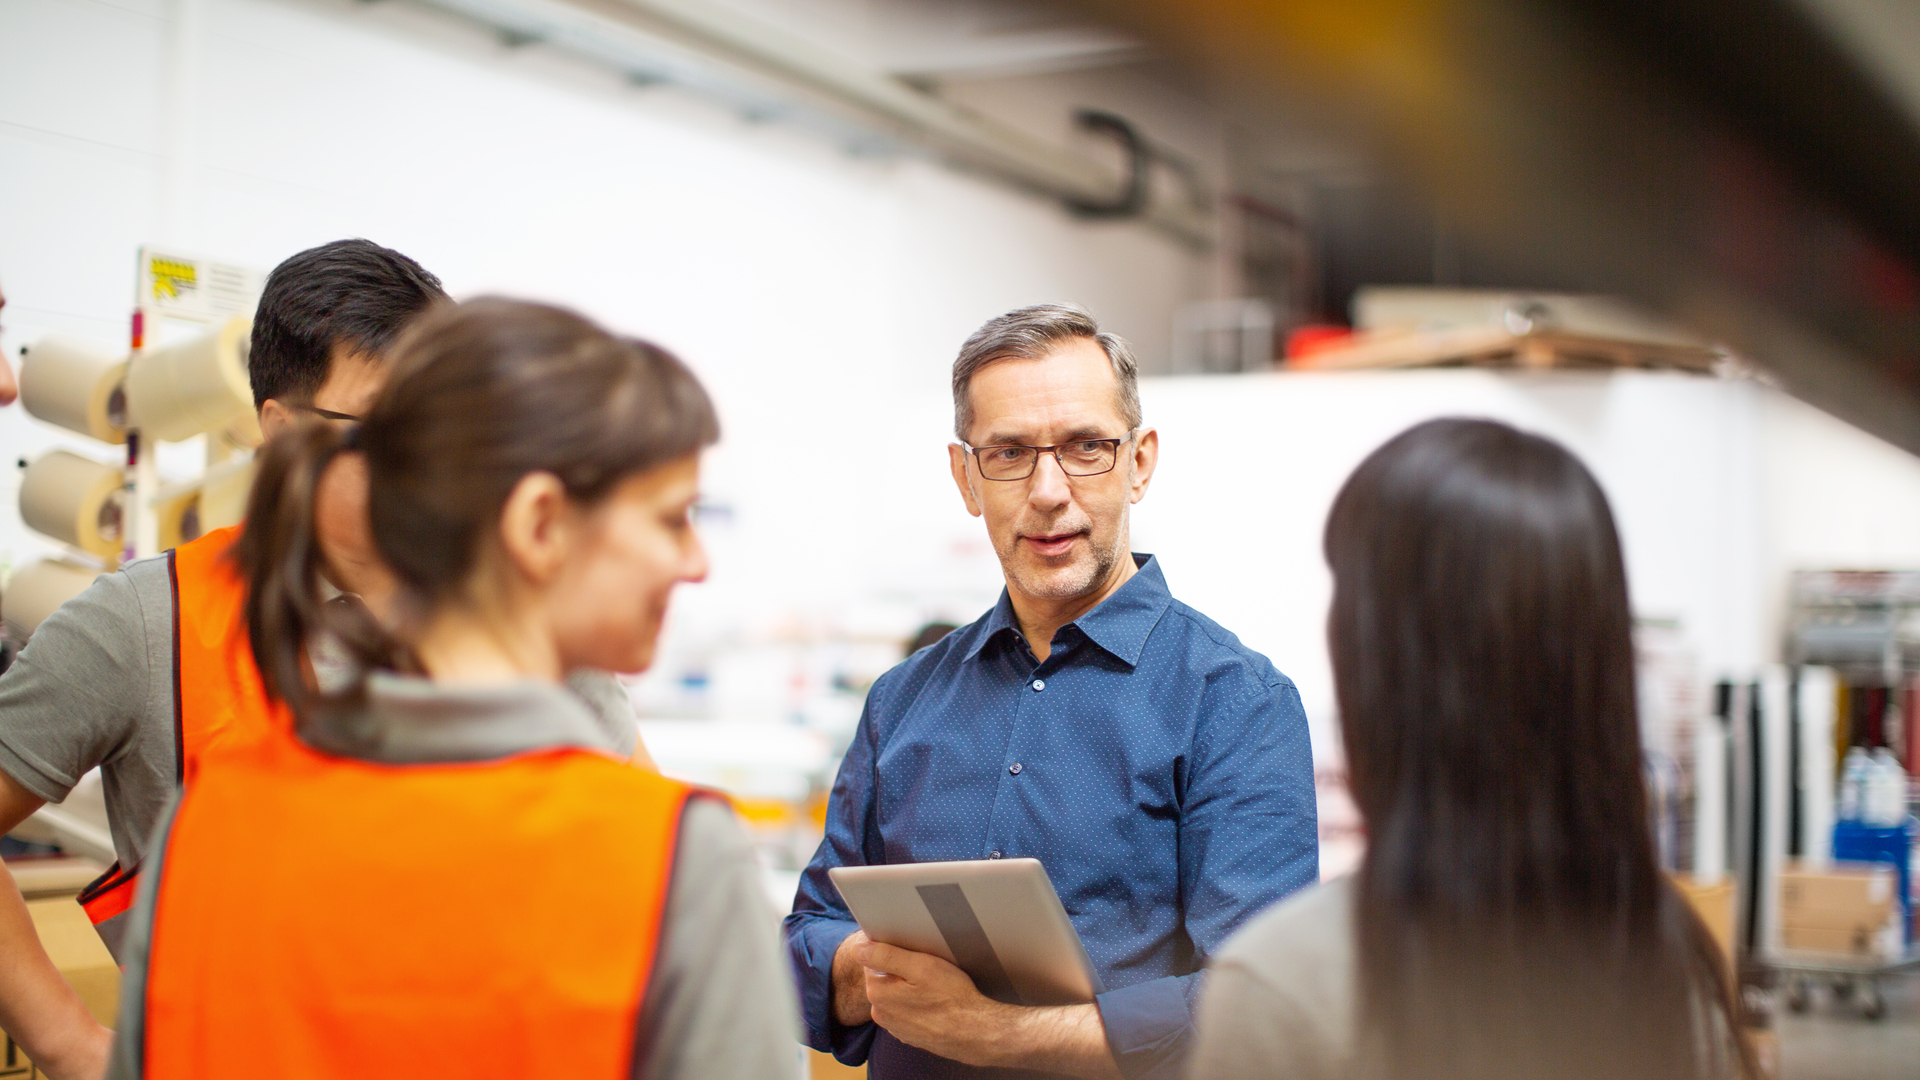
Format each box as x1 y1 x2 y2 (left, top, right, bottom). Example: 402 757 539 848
1134 369 1920 769
0 0 1205 594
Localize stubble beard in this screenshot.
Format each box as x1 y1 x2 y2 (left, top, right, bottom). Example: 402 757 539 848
997 517 1124 602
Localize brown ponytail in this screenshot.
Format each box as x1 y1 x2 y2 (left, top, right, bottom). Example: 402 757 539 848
234 420 411 722
234 297 719 724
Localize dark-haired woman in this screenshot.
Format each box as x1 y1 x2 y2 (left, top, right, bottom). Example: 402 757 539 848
1190 418 1751 1080
104 299 798 1080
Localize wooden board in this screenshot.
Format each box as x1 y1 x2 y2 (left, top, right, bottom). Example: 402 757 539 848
1295 325 1721 374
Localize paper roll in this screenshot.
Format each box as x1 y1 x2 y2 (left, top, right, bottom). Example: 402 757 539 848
18 335 129 445
199 458 254 532
3 558 103 639
20 451 127 559
155 489 202 552
125 317 254 442
153 459 254 550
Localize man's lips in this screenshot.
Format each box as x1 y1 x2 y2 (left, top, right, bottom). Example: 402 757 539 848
1021 531 1085 558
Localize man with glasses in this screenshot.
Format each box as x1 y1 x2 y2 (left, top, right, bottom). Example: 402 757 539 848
787 304 1318 1080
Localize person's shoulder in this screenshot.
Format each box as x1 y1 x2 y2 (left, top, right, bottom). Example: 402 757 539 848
1202 876 1357 1079
18 555 170 657
1216 874 1355 982
1155 596 1294 692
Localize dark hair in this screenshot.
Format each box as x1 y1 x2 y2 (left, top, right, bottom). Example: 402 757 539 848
952 303 1140 442
1324 419 1750 1080
237 297 719 721
249 239 447 408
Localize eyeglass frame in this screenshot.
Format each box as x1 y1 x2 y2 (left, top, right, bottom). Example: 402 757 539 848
290 403 363 423
958 430 1141 482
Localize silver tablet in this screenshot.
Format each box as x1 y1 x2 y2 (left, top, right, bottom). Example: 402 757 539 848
828 858 1102 1006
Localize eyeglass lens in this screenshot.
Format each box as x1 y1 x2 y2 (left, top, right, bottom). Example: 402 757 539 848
975 440 1119 481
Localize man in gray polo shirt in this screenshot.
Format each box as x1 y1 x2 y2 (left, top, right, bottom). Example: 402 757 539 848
0 240 476 1078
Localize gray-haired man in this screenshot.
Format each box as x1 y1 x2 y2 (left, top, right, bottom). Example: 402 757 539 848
786 304 1319 1080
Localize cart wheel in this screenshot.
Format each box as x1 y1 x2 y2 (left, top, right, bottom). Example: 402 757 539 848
1830 975 1855 1002
1784 975 1812 1013
1860 981 1886 1022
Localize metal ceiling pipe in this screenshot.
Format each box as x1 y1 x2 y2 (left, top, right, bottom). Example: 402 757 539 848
412 0 1214 248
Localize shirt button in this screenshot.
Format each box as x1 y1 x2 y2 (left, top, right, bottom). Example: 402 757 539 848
1008 762 1023 775
1031 679 1046 692
988 850 1003 859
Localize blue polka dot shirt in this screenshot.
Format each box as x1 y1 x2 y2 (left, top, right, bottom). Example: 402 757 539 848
785 556 1319 1080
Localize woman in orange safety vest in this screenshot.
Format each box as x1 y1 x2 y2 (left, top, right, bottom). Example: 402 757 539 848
103 298 800 1080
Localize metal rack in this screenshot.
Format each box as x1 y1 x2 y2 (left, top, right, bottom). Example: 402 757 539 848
1762 571 1920 1021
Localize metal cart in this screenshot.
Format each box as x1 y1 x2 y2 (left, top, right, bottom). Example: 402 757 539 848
1770 946 1920 1021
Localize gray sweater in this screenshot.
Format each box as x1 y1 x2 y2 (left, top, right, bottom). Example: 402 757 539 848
1189 875 1358 1080
104 673 799 1080
1191 875 1741 1080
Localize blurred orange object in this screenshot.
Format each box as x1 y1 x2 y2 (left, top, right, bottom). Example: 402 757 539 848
1283 324 1354 366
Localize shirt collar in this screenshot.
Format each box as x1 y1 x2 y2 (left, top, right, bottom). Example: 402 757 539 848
964 554 1172 669
302 672 623 764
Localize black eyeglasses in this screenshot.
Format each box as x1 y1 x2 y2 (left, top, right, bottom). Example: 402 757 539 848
961 432 1135 482
292 404 363 423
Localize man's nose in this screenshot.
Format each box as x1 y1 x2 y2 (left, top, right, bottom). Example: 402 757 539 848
1026 450 1072 509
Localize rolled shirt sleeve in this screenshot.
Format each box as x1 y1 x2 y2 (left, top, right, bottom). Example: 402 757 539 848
1095 671 1318 1080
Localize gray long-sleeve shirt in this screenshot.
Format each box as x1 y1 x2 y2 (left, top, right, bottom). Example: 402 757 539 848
0 555 637 867
106 673 800 1080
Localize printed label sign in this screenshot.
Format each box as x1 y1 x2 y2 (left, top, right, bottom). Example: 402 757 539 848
137 247 264 323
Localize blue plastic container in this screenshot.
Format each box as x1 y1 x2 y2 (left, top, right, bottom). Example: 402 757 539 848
1832 818 1915 945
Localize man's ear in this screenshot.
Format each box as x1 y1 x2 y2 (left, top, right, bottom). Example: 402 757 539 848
496 472 573 585
257 399 295 441
948 444 983 518
1127 428 1159 505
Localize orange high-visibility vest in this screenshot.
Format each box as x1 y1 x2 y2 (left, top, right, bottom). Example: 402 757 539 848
138 727 696 1079
77 525 290 958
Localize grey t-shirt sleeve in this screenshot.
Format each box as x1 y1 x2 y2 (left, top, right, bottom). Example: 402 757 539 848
635 798 801 1080
0 569 149 803
563 669 639 761
0 560 177 867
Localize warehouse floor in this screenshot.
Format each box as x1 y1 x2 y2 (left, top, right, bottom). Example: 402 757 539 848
1776 969 1918 1079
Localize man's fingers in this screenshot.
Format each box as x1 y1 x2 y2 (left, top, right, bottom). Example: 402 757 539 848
860 940 913 975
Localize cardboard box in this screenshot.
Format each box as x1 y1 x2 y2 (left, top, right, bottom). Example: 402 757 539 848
23 899 117 1026
1671 875 1735 974
5 858 106 902
1780 924 1880 955
1778 862 1900 958
1780 863 1896 927
0 897 120 1077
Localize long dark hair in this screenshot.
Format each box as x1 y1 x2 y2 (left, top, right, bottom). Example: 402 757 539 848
236 297 719 722
1325 419 1748 1080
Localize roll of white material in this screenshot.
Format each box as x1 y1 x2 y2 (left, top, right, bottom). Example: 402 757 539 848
124 317 253 441
199 458 254 532
18 335 129 445
155 488 202 552
153 458 255 550
1797 666 1838 867
20 450 127 559
3 558 103 639
1694 716 1728 886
